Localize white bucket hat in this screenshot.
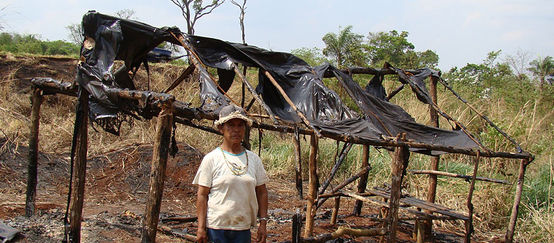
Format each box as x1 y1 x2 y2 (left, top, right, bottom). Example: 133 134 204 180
214 104 253 127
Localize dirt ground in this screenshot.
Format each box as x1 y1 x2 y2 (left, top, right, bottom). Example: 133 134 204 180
0 55 470 242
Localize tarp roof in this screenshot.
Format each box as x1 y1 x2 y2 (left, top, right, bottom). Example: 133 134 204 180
78 11 478 155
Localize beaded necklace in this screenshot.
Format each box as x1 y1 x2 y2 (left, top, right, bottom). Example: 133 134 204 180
220 147 249 176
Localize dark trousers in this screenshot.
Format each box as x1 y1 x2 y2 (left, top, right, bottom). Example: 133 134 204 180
207 228 251 243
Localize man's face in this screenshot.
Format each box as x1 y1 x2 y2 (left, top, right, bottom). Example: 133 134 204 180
220 118 246 145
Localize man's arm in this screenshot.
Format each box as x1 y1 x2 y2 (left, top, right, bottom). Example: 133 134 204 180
255 184 268 243
196 185 210 243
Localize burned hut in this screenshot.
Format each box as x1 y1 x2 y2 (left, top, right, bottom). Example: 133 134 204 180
25 11 533 243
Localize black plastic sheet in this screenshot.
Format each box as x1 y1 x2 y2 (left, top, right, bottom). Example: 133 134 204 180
76 11 478 154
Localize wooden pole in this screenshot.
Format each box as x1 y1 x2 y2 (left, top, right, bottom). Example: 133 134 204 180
331 196 340 225
317 165 371 208
411 170 509 184
304 134 318 237
505 158 530 243
232 64 279 123
25 88 43 217
424 75 440 239
293 128 303 199
387 135 410 243
141 101 174 243
69 90 89 243
353 145 370 216
31 79 535 160
292 209 302 243
263 70 321 137
465 153 480 243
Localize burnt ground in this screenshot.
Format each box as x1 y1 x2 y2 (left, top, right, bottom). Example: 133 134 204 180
0 55 469 242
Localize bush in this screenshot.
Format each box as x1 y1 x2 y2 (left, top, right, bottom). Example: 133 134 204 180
0 32 79 56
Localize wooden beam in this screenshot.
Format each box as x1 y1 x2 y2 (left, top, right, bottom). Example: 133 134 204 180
69 90 89 243
331 196 340 225
293 128 303 199
163 64 195 93
317 165 371 208
292 209 302 243
302 227 387 243
353 145 370 215
25 88 42 217
319 143 353 196
141 101 174 243
304 134 318 238
410 170 509 184
505 158 530 243
388 135 410 243
465 153 480 243
29 79 535 160
424 75 440 240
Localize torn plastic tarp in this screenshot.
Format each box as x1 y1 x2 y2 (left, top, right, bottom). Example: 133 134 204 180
76 11 478 154
187 35 478 154
77 11 181 134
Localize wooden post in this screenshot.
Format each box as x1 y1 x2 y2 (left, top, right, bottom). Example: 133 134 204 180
141 101 174 243
353 145 370 216
505 158 530 243
331 196 340 225
293 128 303 199
424 75 440 239
292 209 302 243
25 88 43 217
69 90 89 243
304 134 318 237
465 153 480 243
387 137 410 243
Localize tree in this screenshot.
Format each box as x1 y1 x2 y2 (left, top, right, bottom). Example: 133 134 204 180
505 50 531 80
66 24 84 44
528 56 553 89
291 47 328 67
170 0 225 35
365 30 439 69
230 0 246 44
322 25 365 68
114 9 136 20
365 30 414 67
66 9 136 45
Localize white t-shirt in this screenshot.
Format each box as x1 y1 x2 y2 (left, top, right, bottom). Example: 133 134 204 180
192 147 269 230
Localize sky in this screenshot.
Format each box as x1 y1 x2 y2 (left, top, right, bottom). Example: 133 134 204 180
2 0 554 71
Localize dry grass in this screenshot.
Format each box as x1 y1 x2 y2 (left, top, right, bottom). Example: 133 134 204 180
1 55 552 241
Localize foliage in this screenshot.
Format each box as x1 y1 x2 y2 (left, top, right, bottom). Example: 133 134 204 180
365 30 439 68
0 32 79 56
321 25 366 68
170 0 225 35
528 56 554 89
291 47 328 67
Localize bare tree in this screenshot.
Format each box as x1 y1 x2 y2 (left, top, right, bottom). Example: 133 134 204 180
170 0 226 35
66 9 137 44
66 23 84 44
0 5 8 31
114 9 136 20
505 49 531 79
231 0 247 44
